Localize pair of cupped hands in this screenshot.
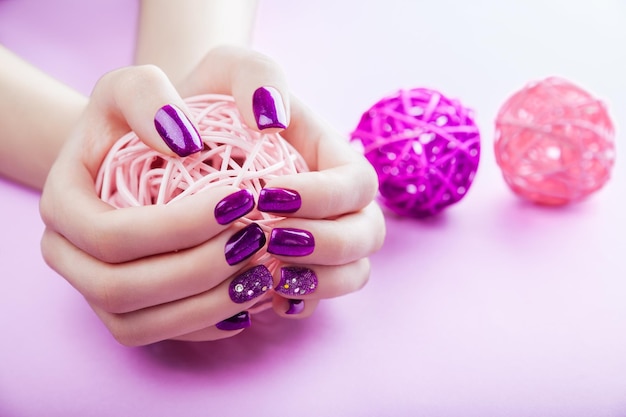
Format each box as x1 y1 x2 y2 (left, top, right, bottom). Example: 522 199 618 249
39 46 385 346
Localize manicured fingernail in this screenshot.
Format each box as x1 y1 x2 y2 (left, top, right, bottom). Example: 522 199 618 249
154 104 203 157
224 223 266 265
216 311 251 331
215 189 255 225
229 265 273 304
252 86 287 130
258 188 301 213
286 299 305 315
276 266 318 296
267 228 315 257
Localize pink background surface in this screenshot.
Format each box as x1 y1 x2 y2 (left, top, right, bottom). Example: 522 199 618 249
1 1 626 416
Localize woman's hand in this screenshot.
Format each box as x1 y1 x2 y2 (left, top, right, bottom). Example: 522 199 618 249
40 46 385 346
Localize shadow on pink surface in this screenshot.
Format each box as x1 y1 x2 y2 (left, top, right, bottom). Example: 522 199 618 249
138 309 329 374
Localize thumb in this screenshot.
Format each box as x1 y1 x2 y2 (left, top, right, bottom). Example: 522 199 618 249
89 64 203 162
177 45 290 134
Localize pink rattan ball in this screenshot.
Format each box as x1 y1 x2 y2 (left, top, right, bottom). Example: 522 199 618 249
96 94 308 279
494 77 615 205
350 88 481 218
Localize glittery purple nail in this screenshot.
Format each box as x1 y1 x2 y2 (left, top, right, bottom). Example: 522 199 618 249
224 223 266 266
252 86 287 130
214 189 255 225
229 265 273 304
216 311 251 331
258 188 301 213
154 104 203 157
276 266 318 296
286 299 305 315
267 228 315 257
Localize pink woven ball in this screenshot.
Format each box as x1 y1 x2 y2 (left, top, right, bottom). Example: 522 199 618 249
494 77 616 205
96 94 309 283
350 88 481 218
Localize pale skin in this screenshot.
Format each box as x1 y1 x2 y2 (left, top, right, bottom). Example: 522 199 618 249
2 1 386 345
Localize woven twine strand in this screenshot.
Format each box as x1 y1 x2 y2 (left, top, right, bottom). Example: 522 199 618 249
494 77 615 203
95 94 309 305
97 94 307 214
353 88 480 216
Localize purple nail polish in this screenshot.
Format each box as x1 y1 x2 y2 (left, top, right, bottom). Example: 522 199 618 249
216 311 251 331
286 299 305 315
154 104 203 157
229 265 273 304
258 188 301 213
215 189 255 225
267 228 315 257
276 266 318 296
252 86 287 130
224 223 266 265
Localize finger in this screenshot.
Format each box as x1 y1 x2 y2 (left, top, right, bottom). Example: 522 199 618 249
260 163 378 220
272 258 371 303
40 178 247 263
88 64 203 166
272 296 320 319
271 258 372 318
179 47 377 219
266 202 385 266
259 96 379 219
178 45 290 132
41 64 259 263
41 222 266 314
88 265 273 346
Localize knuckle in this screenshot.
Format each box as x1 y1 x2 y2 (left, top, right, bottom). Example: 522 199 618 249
128 64 167 84
38 192 54 227
97 64 167 99
92 243 122 265
117 65 166 95
237 51 283 80
89 269 129 314
87 222 126 264
337 260 369 295
40 229 57 270
359 161 380 203
248 53 282 73
354 258 371 291
105 317 143 347
326 236 352 264
339 258 370 294
369 203 387 253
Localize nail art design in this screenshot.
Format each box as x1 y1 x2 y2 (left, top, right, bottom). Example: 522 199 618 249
267 228 315 257
215 189 255 225
276 266 318 296
258 188 301 213
154 104 203 157
224 223 266 265
286 299 305 315
229 265 273 304
252 86 287 130
216 311 251 331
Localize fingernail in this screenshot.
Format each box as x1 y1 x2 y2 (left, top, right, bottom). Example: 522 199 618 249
276 266 318 296
224 223 266 265
267 228 315 257
215 189 255 225
216 311 251 331
258 188 301 213
286 299 305 315
154 104 203 157
252 86 287 130
229 265 273 304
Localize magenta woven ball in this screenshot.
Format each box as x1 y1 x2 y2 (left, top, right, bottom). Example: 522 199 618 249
350 88 481 218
